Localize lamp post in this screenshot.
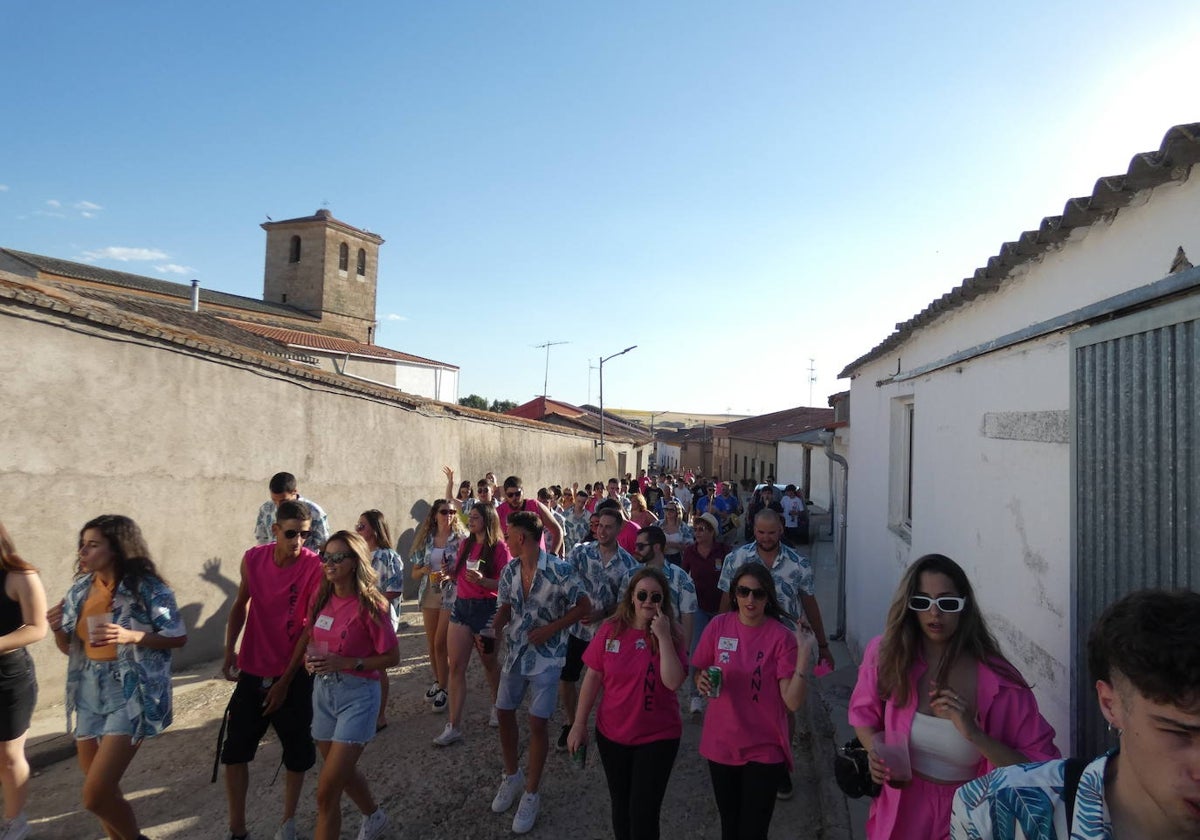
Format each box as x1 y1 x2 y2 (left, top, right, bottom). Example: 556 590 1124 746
596 345 637 462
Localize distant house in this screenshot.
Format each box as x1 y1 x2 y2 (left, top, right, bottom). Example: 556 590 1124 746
838 123 1200 755
505 397 653 476
0 209 458 401
717 405 835 493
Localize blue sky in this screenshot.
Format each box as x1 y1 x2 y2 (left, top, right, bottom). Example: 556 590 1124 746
4 2 1197 414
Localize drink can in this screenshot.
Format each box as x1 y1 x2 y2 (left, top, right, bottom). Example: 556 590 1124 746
706 666 722 698
572 742 587 768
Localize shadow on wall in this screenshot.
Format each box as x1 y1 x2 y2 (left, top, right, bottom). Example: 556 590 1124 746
396 498 433 601
175 556 238 668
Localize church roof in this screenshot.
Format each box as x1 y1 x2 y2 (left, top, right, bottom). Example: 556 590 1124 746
260 209 384 244
226 320 458 369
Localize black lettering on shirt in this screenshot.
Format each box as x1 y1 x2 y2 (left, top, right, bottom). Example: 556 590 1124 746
642 660 657 711
751 649 765 702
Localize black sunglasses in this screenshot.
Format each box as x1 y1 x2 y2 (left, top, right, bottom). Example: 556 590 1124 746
635 590 663 604
320 551 354 565
735 585 767 601
282 528 312 540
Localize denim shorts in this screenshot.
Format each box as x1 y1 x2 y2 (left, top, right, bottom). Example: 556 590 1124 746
75 659 134 740
450 596 498 635
311 672 381 745
496 667 561 720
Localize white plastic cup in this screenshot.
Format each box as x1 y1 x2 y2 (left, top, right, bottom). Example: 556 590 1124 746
86 613 113 646
874 731 912 784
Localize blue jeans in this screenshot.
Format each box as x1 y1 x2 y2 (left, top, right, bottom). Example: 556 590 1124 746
311 672 380 745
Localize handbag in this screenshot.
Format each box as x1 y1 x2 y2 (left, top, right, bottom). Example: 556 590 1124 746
833 737 882 799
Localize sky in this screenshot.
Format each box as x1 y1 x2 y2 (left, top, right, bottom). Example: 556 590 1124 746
4 2 1198 415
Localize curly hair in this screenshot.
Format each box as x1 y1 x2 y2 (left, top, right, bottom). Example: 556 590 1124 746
79 515 165 588
1088 588 1200 709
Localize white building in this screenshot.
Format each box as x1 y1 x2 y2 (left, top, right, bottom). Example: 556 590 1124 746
838 122 1200 754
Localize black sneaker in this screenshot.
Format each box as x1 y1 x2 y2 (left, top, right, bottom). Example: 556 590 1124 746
777 774 794 800
556 724 570 752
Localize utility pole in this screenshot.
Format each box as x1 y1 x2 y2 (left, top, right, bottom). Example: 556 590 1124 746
596 345 637 462
534 340 569 399
808 358 817 406
587 358 600 405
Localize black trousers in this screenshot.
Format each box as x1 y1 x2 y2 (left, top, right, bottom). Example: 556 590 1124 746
707 759 786 840
595 728 680 840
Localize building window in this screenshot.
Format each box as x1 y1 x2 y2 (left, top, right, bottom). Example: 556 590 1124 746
288 236 301 263
338 242 349 272
890 396 915 535
357 248 366 277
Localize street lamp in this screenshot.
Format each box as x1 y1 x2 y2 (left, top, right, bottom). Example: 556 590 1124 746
596 345 637 462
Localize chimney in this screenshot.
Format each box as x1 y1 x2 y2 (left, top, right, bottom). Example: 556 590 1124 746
190 279 200 312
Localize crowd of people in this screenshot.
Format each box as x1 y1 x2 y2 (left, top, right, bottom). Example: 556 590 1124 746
0 466 1195 840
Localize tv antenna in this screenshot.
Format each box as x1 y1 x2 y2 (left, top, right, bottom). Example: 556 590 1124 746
808 358 817 405
534 341 569 399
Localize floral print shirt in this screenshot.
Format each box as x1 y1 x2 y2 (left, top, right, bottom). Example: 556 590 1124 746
563 541 638 641
561 508 593 552
371 547 405 596
409 533 463 604
717 541 813 629
60 572 187 742
497 551 588 676
952 752 1112 840
253 495 330 552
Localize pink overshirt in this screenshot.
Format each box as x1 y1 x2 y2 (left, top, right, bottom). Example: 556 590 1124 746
691 612 799 770
237 544 323 678
583 623 687 746
848 635 1060 840
305 592 398 679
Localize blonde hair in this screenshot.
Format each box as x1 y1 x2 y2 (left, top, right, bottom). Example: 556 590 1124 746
310 531 389 625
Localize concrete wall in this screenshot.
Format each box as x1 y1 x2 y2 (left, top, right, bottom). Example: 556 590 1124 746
840 173 1200 747
0 304 634 711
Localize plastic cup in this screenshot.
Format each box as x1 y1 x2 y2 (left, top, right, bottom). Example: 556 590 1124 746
874 731 912 785
86 613 113 646
306 640 330 660
466 559 482 573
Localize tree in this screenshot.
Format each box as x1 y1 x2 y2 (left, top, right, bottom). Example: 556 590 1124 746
489 398 518 413
458 394 489 410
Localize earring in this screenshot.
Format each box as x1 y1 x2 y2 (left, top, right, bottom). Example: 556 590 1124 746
1106 722 1124 738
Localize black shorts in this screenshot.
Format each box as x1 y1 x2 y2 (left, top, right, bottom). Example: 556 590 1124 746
0 650 36 741
560 634 589 683
220 671 315 772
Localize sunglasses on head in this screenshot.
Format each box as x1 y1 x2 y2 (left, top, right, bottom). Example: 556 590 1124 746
635 590 663 604
735 585 767 601
281 528 312 540
908 596 967 613
320 551 354 565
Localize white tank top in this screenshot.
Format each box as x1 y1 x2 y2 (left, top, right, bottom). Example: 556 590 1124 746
909 712 982 782
429 546 447 573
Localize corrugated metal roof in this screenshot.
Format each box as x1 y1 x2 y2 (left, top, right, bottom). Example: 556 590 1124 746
839 122 1200 378
225 320 458 369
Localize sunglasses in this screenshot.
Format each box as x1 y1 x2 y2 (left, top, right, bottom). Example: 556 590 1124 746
736 585 767 601
908 596 967 613
505 491 522 499
281 529 312 540
634 542 651 550
320 551 354 565
635 590 663 604
436 508 454 516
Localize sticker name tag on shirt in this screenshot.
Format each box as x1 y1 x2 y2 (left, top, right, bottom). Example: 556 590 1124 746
718 636 739 652
314 614 334 631
605 639 621 653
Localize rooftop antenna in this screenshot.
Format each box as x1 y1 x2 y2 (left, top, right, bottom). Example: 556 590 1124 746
534 340 569 399
808 358 817 406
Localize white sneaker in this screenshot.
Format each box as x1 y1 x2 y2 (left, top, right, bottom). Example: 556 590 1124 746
273 817 297 840
489 705 499 727
512 792 540 834
425 681 441 701
491 769 525 813
689 696 704 715
0 814 29 840
432 722 462 746
356 807 390 840
432 688 448 712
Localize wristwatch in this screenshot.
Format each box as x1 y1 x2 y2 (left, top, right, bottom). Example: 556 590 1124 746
354 658 364 671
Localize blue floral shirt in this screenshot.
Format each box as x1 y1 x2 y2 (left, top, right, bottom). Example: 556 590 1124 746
952 753 1112 839
717 541 813 629
254 495 330 552
564 541 638 641
371 548 405 596
409 533 463 604
60 573 187 742
497 551 588 676
561 508 593 552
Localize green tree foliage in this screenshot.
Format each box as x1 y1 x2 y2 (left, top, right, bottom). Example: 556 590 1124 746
489 399 518 413
457 394 489 410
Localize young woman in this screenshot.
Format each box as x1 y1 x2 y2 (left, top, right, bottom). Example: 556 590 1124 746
679 512 727 715
294 530 398 840
443 466 475 522
432 503 510 745
0 524 47 840
848 553 1059 840
356 510 404 731
628 493 658 529
692 563 812 840
567 567 685 840
410 499 466 713
47 515 187 840
658 500 694 565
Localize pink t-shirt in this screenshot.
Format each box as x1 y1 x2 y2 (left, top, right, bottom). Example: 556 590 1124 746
617 519 642 556
238 544 323 678
306 592 398 679
453 539 512 600
691 611 798 769
583 623 686 746
496 499 552 550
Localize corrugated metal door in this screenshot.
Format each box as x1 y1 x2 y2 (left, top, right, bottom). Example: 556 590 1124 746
1071 295 1200 756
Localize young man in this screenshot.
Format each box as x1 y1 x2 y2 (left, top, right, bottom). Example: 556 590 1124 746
496 476 563 555
475 478 497 508
222 501 324 840
952 588 1200 840
557 507 639 750
596 498 641 556
491 512 591 835
253 471 329 552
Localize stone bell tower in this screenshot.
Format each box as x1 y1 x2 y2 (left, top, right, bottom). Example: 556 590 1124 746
262 209 385 343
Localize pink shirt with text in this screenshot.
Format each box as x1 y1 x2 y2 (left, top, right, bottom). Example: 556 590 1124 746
306 592 398 679
583 623 686 746
691 611 798 769
454 540 512 600
238 544 323 678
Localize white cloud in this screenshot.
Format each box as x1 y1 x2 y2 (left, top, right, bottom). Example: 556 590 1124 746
0 184 9 192
45 199 61 208
74 200 103 211
82 246 169 262
81 212 96 219
383 313 408 322
154 263 195 275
